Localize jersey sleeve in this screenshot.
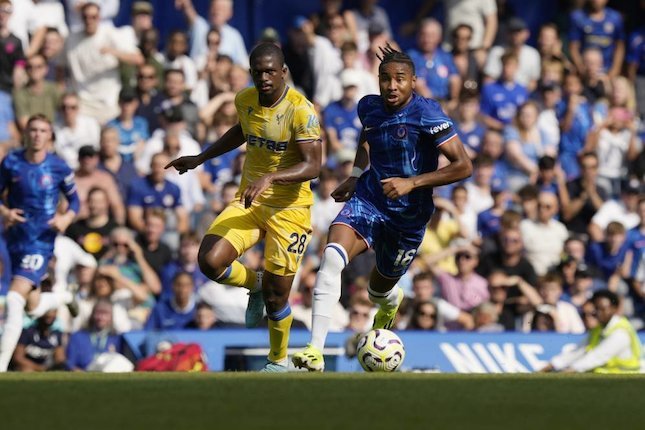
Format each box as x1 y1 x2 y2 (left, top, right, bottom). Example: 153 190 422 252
613 11 625 42
58 162 80 214
292 100 321 142
420 101 458 147
234 91 248 137
627 32 643 64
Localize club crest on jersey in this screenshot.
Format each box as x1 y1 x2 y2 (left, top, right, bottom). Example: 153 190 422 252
39 174 53 188
276 113 284 124
394 125 408 140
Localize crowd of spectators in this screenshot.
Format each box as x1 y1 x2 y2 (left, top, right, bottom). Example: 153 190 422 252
0 0 643 371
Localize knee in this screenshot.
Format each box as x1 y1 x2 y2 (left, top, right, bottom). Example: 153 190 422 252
197 249 226 279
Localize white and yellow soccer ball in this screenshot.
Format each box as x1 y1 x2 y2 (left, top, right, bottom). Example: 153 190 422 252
357 329 405 372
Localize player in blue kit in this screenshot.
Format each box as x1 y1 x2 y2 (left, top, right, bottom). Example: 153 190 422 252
0 114 80 372
292 45 472 371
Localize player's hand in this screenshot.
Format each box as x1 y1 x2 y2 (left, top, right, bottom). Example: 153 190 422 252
165 155 203 175
3 208 26 228
381 177 414 199
331 177 358 202
240 174 274 208
47 211 74 233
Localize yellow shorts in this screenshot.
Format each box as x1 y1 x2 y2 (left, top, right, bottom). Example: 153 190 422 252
206 202 312 277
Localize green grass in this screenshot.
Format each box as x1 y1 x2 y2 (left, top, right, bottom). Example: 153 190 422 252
1 373 644 429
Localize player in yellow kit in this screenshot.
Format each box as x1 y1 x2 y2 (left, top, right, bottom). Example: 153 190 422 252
166 43 322 372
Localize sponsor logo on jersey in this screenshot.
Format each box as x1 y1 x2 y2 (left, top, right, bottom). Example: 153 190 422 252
429 122 450 135
247 134 288 152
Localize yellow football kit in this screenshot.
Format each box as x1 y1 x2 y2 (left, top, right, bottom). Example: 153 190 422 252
207 86 321 276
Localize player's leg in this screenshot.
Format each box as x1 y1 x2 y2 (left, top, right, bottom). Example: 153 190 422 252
0 277 32 372
370 226 423 330
259 206 314 371
199 203 264 327
26 278 74 320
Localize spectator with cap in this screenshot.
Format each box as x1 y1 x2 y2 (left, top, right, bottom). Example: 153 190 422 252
543 290 642 374
562 152 606 235
106 88 150 163
520 191 568 276
175 0 248 68
74 144 126 225
134 63 164 134
136 104 201 176
407 19 460 109
483 17 540 92
568 0 625 78
125 1 154 45
0 0 26 93
66 186 119 260
127 152 189 236
556 72 593 181
480 51 528 132
54 92 101 170
64 2 144 123
323 69 362 158
13 53 61 129
589 179 642 242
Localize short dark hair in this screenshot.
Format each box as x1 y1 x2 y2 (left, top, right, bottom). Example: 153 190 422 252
249 42 285 67
473 154 494 168
164 68 185 80
376 43 415 75
592 290 619 307
538 155 556 170
412 272 433 284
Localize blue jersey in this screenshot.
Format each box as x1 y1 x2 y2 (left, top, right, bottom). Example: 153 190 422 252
355 94 458 229
126 176 182 210
480 81 528 126
106 116 150 163
477 209 501 238
627 28 645 76
569 8 625 72
322 100 361 152
0 150 79 254
556 99 593 180
18 326 63 367
408 49 458 100
203 148 239 184
626 227 645 277
144 297 196 330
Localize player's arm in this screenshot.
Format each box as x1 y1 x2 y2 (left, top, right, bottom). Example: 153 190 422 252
331 131 369 202
240 138 322 208
165 124 246 174
382 136 472 199
50 172 79 233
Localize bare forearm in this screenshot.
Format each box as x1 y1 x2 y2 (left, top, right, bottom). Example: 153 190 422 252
198 124 245 163
111 50 144 66
353 140 370 171
610 42 625 77
133 254 161 295
482 14 497 49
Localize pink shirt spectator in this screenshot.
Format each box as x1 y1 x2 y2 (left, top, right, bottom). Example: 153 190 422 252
438 271 489 311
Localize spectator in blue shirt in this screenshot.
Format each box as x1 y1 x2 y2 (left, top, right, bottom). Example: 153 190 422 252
66 300 123 371
625 199 645 279
480 51 527 131
106 88 150 163
478 185 510 240
455 91 485 158
323 70 361 165
126 152 189 235
12 310 66 371
408 18 460 108
627 24 645 118
99 127 141 201
480 130 509 192
0 90 17 149
145 272 196 331
557 73 594 180
587 221 630 282
160 231 209 299
569 0 625 77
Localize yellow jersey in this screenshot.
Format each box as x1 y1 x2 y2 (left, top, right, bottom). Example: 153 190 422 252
235 86 321 208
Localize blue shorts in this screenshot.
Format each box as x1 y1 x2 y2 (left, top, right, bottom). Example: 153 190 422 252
10 250 52 286
332 196 425 278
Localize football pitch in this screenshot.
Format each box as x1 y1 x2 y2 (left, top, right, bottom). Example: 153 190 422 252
1 373 643 429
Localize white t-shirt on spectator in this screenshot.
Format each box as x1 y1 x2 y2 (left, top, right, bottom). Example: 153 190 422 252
8 0 35 51
29 1 69 38
54 115 101 170
165 165 206 212
164 55 199 91
310 36 343 108
464 182 493 215
198 281 247 325
445 0 497 50
65 24 138 123
136 129 202 175
522 301 585 334
312 196 344 233
596 128 637 179
520 218 569 276
484 45 541 88
72 299 132 334
66 0 120 33
537 109 560 155
591 200 640 231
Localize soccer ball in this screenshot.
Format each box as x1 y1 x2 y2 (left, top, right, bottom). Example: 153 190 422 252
356 329 405 372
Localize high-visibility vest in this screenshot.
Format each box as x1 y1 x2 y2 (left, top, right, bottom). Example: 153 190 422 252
586 316 642 374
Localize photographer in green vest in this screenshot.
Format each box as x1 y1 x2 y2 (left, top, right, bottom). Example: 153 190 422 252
542 290 642 373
